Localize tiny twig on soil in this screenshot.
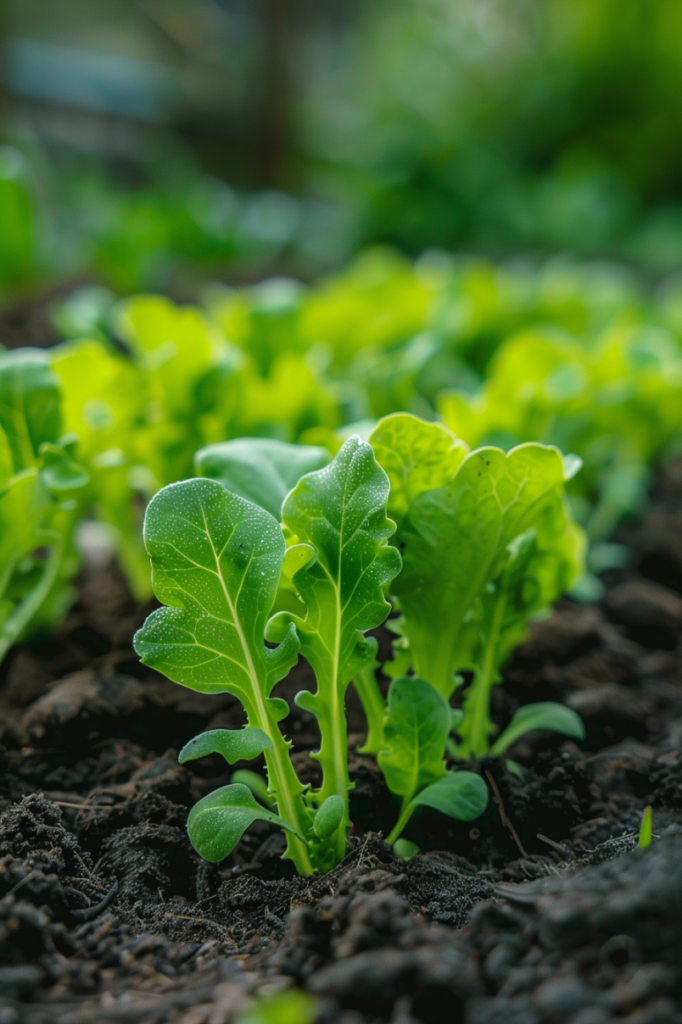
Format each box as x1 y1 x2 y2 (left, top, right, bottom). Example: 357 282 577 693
537 833 570 857
485 770 528 858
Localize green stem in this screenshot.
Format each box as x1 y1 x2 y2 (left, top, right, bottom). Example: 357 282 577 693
0 535 64 664
386 797 415 846
315 693 351 868
457 589 507 760
354 662 386 754
249 701 314 877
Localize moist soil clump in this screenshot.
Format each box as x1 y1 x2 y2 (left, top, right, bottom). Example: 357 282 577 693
3 464 682 1021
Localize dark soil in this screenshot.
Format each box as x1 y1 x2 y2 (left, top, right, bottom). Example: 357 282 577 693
3 463 682 1023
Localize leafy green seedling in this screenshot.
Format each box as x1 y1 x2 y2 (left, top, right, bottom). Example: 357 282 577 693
267 436 402 865
638 805 653 850
133 477 314 874
378 677 488 844
369 413 585 761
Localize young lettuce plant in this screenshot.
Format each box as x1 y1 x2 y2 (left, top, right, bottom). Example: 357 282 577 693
133 437 402 874
0 349 88 663
266 436 403 866
132 475 315 874
378 676 488 846
368 413 586 761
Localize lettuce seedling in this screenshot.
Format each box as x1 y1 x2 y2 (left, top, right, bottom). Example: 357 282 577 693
0 349 88 662
369 413 585 760
132 477 315 874
378 676 488 844
266 436 402 864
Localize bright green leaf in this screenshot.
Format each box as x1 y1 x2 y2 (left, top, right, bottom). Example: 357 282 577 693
187 784 305 863
378 676 449 801
394 442 582 698
410 770 488 821
369 412 468 527
313 794 345 840
0 349 61 471
638 805 653 850
178 727 272 765
267 436 401 863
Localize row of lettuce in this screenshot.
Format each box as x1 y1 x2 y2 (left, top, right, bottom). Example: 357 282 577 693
3 248 682 663
133 424 584 874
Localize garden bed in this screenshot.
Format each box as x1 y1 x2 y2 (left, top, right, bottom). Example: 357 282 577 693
2 462 682 1024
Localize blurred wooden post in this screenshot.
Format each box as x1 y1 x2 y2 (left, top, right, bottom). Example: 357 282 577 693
260 0 291 186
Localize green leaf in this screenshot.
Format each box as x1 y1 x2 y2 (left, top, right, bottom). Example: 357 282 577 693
489 701 586 757
133 478 313 875
39 442 90 492
369 412 468 527
133 479 299 708
393 442 583 697
178 727 272 765
410 771 488 821
267 436 401 862
312 794 345 840
195 438 330 519
187 783 305 863
378 676 449 801
0 350 61 471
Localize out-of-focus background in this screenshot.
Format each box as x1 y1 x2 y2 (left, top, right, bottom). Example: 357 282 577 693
2 0 682 301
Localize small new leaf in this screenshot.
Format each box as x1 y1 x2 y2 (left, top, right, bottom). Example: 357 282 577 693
187 784 305 862
410 771 488 821
378 677 449 801
178 727 272 765
312 795 345 840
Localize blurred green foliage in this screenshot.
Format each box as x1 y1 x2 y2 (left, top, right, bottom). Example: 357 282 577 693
2 241 682 653
0 147 348 300
30 246 682 605
305 0 682 268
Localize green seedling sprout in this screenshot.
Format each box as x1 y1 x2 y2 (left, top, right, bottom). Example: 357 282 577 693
638 805 653 850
